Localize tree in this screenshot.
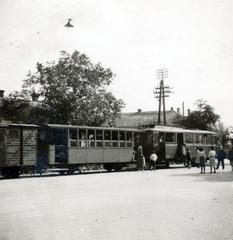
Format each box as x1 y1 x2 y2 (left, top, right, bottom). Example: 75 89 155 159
173 100 220 130
3 50 125 126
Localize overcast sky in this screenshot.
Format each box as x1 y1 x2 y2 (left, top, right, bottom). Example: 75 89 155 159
0 0 232 126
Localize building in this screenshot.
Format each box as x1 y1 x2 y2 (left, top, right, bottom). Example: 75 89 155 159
115 107 181 129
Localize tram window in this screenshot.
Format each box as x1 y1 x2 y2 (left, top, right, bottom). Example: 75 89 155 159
96 130 103 147
204 135 207 144
104 130 111 140
112 142 118 147
69 129 77 140
79 129 86 147
126 132 132 141
165 133 176 143
184 133 193 143
153 132 158 145
87 130 94 140
126 142 132 148
87 129 95 147
112 131 118 141
104 142 111 147
213 136 218 145
79 129 86 140
207 135 212 144
195 134 204 144
9 129 19 139
70 141 78 147
146 132 153 145
96 141 103 147
119 131 126 141
96 130 103 140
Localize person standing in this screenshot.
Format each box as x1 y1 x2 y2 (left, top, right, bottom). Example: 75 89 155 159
208 147 216 173
195 147 200 168
150 151 158 171
181 144 187 167
199 148 206 174
136 146 144 171
228 146 233 172
186 147 191 168
216 146 226 170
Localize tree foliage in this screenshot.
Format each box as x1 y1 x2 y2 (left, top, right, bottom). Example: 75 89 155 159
2 51 125 126
173 100 220 130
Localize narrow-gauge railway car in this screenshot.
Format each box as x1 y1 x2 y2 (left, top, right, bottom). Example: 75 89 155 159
141 126 219 168
0 124 140 177
0 123 38 178
37 124 141 173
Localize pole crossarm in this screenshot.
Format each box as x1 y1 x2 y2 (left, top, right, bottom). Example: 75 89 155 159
154 68 173 126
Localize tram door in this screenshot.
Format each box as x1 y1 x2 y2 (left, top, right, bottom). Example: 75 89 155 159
177 133 184 147
53 128 68 164
158 132 165 161
175 133 184 163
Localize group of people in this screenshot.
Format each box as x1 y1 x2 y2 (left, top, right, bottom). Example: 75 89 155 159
134 146 158 171
134 144 233 173
196 146 233 173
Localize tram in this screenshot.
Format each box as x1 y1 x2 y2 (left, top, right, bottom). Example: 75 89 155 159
0 123 219 178
0 123 140 178
140 126 219 168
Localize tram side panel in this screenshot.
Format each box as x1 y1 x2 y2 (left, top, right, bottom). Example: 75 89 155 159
22 129 37 167
0 127 37 177
0 128 6 168
5 128 21 167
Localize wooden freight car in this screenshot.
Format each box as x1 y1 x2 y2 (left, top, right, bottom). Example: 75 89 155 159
0 124 38 178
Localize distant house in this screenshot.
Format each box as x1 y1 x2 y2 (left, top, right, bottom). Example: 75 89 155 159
114 107 181 129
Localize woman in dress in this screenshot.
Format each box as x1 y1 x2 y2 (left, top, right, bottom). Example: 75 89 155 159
208 146 216 173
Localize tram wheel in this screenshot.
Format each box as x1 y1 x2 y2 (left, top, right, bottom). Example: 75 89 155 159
104 164 113 172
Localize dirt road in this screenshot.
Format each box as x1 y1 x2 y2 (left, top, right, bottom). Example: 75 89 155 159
0 166 233 240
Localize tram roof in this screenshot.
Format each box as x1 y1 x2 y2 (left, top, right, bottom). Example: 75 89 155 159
45 124 142 132
0 123 39 128
145 126 218 135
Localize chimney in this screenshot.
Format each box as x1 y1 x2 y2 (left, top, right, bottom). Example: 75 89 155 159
177 108 180 114
137 109 142 113
170 107 174 111
31 91 40 101
187 109 191 116
0 90 4 98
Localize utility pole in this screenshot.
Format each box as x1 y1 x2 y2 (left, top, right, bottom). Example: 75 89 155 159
154 68 172 126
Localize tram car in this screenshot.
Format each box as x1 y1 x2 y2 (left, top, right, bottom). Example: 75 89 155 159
0 123 140 178
140 126 219 168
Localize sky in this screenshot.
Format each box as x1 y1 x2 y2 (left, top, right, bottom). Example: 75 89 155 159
0 0 233 126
